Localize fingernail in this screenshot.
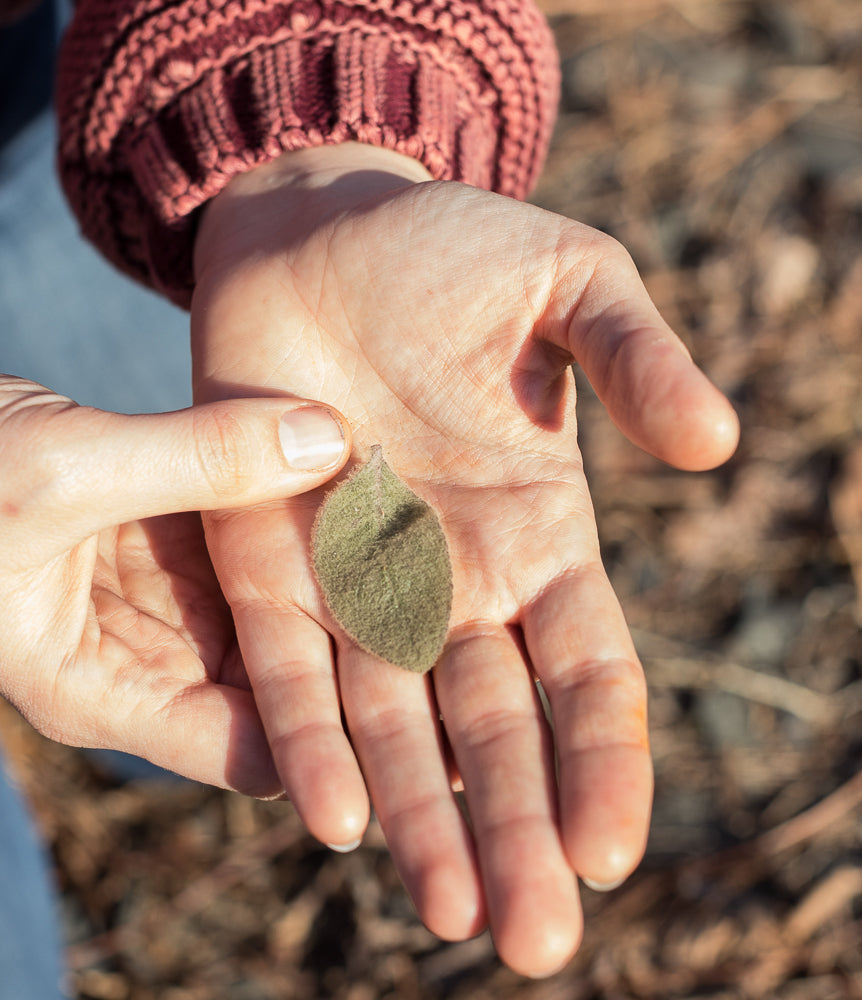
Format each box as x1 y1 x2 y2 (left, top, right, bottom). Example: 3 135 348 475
279 407 346 470
582 875 627 893
326 838 362 854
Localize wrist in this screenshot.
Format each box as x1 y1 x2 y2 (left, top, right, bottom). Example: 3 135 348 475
193 143 432 282
235 142 434 191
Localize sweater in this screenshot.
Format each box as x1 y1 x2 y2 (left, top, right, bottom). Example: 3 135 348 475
51 0 560 308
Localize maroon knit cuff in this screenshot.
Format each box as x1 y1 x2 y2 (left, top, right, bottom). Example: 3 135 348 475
56 0 560 309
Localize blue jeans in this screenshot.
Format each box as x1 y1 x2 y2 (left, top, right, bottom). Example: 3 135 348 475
0 113 192 414
0 0 191 413
0 765 66 1000
1 3 194 996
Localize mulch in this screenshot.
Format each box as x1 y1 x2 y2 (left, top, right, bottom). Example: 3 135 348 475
2 0 861 996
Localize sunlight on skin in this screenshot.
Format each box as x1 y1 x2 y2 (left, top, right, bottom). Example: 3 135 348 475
0 379 352 798
191 142 739 977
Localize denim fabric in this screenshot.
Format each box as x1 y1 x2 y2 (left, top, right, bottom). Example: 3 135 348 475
0 0 191 413
0 0 57 149
1 5 194 995
0 110 191 416
0 755 67 1000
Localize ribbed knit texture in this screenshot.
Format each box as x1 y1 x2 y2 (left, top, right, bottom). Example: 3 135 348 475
55 0 560 308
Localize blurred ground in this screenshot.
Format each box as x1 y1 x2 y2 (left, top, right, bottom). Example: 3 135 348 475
2 0 862 997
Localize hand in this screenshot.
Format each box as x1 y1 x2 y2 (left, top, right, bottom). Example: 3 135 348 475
191 143 739 976
0 376 350 794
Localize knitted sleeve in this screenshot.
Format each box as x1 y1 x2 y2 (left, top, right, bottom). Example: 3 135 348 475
56 0 560 308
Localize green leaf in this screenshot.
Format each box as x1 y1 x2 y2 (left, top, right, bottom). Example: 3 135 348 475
312 446 452 673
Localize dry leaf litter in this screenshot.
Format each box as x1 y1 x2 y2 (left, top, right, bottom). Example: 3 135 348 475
1 1 861 997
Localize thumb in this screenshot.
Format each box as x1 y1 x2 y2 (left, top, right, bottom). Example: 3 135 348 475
560 237 739 471
0 380 350 554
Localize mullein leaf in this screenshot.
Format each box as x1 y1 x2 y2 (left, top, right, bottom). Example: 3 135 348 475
311 446 452 673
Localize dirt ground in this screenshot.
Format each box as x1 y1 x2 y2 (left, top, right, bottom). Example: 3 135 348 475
2 0 861 997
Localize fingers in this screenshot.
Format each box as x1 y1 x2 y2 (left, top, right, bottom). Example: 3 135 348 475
107 676 286 799
0 377 350 559
201 503 370 848
338 646 486 942
555 235 739 471
204 498 485 936
522 564 653 889
21 584 283 798
234 598 371 848
434 627 583 979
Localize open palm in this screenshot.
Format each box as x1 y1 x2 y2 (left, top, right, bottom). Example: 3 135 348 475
0 378 349 796
191 144 738 976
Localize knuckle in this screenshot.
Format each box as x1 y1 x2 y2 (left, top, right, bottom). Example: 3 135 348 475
589 230 637 276
192 406 257 498
0 425 78 524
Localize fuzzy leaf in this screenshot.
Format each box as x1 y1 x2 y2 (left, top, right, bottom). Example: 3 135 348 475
311 446 452 673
